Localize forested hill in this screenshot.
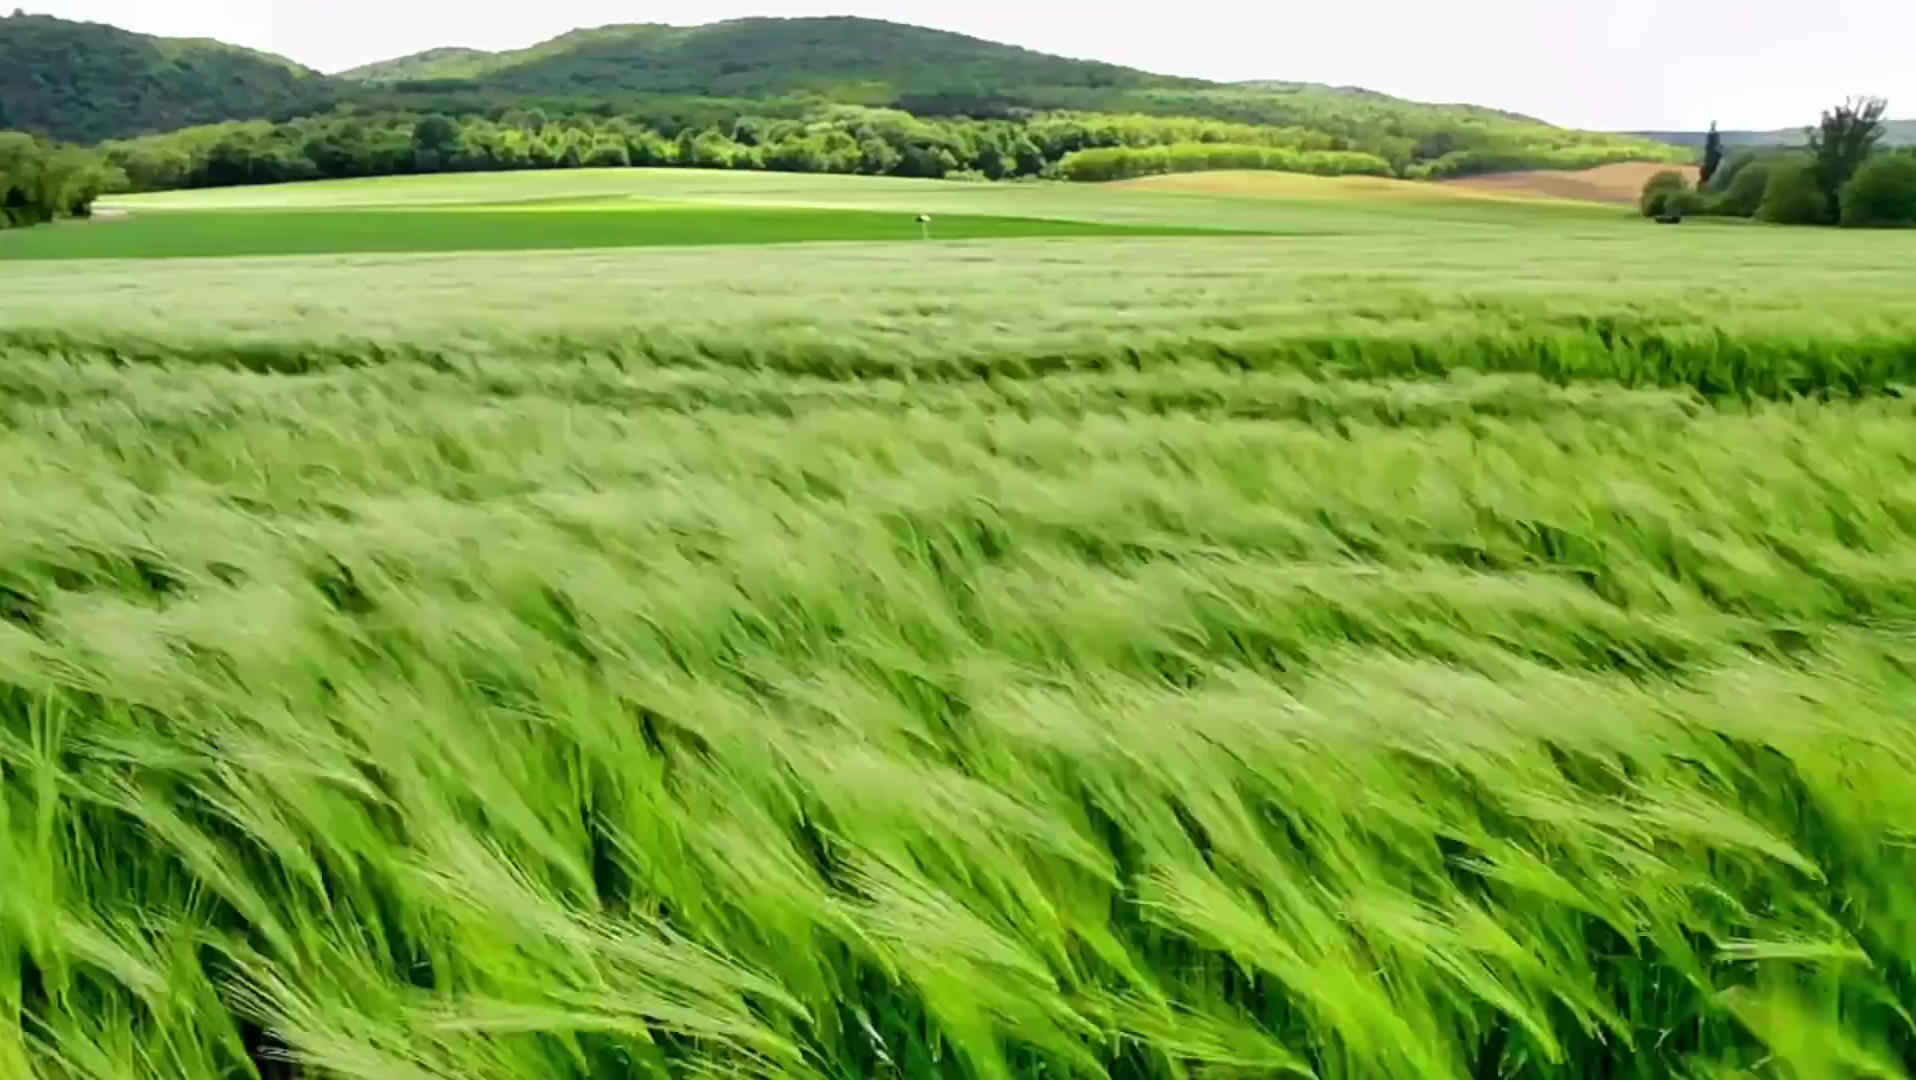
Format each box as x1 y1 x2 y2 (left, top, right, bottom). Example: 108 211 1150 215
341 17 1197 103
0 12 335 143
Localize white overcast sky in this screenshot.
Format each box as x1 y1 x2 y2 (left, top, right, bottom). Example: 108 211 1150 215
21 0 1915 131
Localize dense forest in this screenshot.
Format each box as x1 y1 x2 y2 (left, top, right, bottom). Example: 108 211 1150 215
0 130 110 226
5 12 1694 193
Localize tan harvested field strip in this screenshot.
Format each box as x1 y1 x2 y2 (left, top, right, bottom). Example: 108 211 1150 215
1443 161 1703 204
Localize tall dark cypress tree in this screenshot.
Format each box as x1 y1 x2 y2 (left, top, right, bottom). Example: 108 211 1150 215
1700 122 1725 188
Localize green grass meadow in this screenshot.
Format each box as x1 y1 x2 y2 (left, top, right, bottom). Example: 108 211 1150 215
2 169 1916 1079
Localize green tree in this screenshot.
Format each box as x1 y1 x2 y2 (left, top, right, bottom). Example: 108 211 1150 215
41 144 113 216
1838 152 1916 227
582 136 629 168
764 134 822 173
623 129 674 166
411 113 461 171
857 136 902 175
1807 96 1888 220
1758 156 1829 225
0 130 108 227
683 129 746 169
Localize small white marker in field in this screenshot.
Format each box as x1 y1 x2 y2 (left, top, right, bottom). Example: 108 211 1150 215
917 213 932 240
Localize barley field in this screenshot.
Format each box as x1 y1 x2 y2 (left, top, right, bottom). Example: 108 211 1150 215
3 172 1916 1079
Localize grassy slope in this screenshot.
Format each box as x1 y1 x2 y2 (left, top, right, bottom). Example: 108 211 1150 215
2 179 1916 1077
0 13 334 143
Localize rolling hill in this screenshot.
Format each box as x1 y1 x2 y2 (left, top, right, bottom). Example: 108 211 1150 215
334 16 1683 173
335 19 1568 137
0 11 336 143
6 10 1685 187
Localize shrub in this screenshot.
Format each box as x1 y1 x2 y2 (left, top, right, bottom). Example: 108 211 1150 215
1839 152 1916 228
1638 170 1692 218
1714 160 1771 217
1707 150 1761 193
1664 188 1704 218
1757 157 1829 225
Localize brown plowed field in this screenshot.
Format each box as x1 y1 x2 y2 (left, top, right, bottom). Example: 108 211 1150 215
1441 162 1699 204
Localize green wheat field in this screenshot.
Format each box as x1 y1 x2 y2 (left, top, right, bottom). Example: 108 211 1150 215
3 168 1916 1079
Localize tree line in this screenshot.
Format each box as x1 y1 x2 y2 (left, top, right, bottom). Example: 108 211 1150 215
1642 98 1916 228
369 80 1695 174
103 107 1036 190
97 101 1696 194
0 131 111 229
